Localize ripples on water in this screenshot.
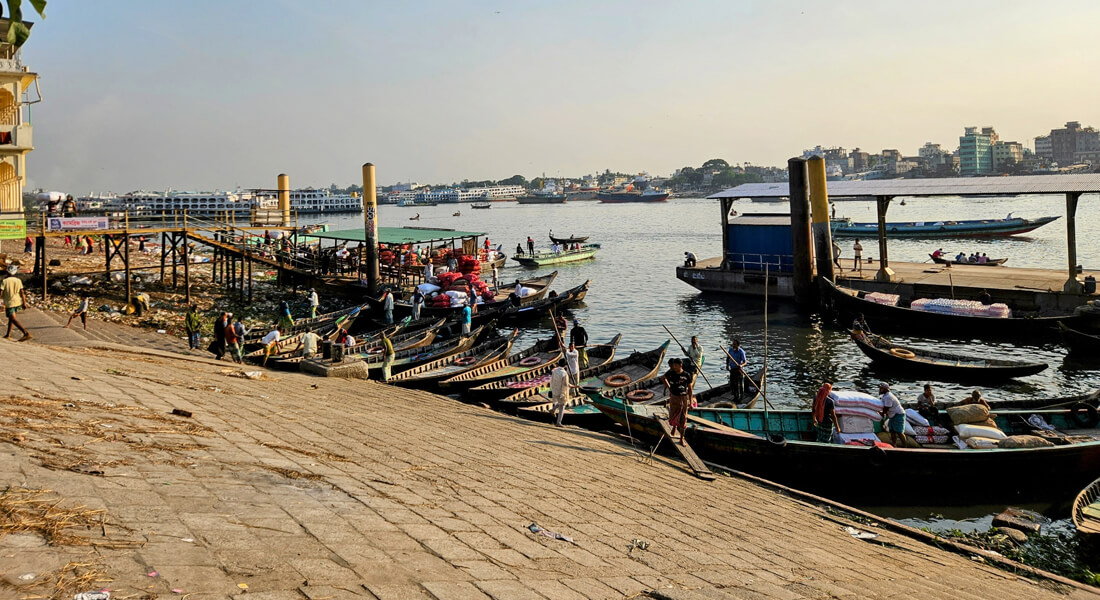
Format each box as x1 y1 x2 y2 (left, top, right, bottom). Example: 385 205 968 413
306 194 1100 409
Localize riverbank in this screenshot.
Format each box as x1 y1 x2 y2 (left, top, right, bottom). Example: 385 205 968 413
2 330 1097 599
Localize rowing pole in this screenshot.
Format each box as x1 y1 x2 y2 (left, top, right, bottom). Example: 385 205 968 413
661 324 713 390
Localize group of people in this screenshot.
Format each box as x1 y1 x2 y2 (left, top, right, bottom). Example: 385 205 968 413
62 234 98 255
546 318 592 427
931 248 993 264
830 240 866 274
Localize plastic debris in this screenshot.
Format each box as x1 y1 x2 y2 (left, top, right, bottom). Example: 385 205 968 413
147 571 158 577
171 589 183 595
181 538 194 542
171 408 193 418
845 526 878 540
628 538 649 553
18 573 35 581
238 583 249 590
73 592 110 600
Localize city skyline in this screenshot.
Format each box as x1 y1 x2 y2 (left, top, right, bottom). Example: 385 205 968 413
21 0 1100 191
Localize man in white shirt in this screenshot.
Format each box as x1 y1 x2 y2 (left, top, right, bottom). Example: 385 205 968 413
308 288 319 318
261 327 281 366
381 289 394 324
852 240 863 274
565 343 580 377
879 382 905 447
424 260 434 282
298 331 321 359
550 365 578 428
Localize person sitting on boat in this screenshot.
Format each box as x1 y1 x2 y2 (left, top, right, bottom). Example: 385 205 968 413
660 358 694 446
963 389 990 410
551 242 561 254
977 289 993 305
955 252 966 263
915 383 939 423
879 383 905 448
684 251 697 267
725 339 747 400
979 253 989 264
931 248 944 259
516 243 524 257
812 383 839 443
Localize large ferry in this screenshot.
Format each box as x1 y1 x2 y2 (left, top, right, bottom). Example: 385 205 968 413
75 188 362 216
517 180 566 204
597 175 669 203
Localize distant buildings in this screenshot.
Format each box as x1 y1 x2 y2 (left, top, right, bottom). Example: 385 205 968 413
959 127 997 175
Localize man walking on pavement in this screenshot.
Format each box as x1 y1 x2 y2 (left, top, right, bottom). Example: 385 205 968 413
185 305 201 350
2 266 31 341
308 288 319 319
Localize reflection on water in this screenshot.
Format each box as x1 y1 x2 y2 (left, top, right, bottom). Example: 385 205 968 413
305 195 1100 406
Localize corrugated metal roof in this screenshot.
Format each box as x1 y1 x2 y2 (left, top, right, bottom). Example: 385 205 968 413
709 174 1100 200
307 227 485 245
730 213 792 226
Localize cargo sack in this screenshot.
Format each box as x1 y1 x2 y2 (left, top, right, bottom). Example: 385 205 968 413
999 435 1054 449
947 404 990 425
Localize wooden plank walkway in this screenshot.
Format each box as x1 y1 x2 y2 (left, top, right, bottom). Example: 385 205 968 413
656 418 716 480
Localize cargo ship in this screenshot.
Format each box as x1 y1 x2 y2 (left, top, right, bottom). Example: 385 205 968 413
517 180 566 204
597 187 669 203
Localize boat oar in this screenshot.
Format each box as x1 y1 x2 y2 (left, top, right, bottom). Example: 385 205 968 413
661 324 714 390
718 344 771 411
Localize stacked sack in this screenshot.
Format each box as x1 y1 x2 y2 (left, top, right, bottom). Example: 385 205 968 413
946 404 1006 448
831 390 887 445
904 409 951 444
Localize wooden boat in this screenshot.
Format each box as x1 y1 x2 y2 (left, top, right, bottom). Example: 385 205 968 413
1058 322 1100 355
849 328 1048 381
440 337 561 391
395 272 558 317
591 395 1100 505
343 319 446 358
495 341 669 411
1073 476 1100 537
938 389 1100 417
929 254 1007 267
246 320 374 365
495 280 590 323
463 335 622 401
355 323 492 378
386 329 517 388
549 232 589 244
518 365 766 428
822 277 1080 340
512 245 598 268
243 303 366 346
830 215 1060 238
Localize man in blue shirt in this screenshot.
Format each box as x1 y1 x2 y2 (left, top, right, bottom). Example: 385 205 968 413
460 303 472 335
726 339 747 400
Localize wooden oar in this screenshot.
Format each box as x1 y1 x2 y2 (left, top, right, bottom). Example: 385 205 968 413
661 324 713 391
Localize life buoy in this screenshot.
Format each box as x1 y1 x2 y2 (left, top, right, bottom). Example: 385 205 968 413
519 356 542 366
605 374 632 387
768 433 787 447
889 348 915 359
454 356 477 366
1070 402 1100 428
868 445 888 467
366 346 385 354
625 389 655 402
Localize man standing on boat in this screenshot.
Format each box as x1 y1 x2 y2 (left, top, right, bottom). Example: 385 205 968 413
411 287 424 321
381 331 395 381
685 336 704 381
527 236 535 256
852 240 863 274
565 342 580 377
661 358 693 446
381 288 394 324
460 302 472 335
308 288 319 319
569 319 589 368
879 383 905 447
725 339 747 400
812 383 839 443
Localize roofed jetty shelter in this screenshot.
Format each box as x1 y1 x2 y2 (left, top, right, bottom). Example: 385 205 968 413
304 226 489 289
679 173 1100 311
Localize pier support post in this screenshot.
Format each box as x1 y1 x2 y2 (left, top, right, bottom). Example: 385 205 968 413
807 157 835 282
874 196 896 283
278 174 290 227
719 197 732 269
182 233 190 305
787 158 813 307
1065 192 1082 293
124 233 131 303
362 163 381 295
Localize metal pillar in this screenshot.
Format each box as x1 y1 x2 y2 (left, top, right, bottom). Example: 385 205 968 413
1065 192 1082 293
806 157 835 282
362 163 381 294
787 158 813 306
719 197 731 269
37 235 46 299
182 233 190 304
874 196 896 283
278 173 290 227
123 233 131 302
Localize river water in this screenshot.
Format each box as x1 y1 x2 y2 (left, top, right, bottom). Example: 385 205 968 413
306 196 1099 547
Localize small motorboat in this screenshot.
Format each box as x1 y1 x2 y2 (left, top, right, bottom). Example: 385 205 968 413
409 213 420 221
452 211 461 217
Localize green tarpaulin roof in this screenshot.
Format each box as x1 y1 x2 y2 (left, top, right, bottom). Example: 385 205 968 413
308 227 485 245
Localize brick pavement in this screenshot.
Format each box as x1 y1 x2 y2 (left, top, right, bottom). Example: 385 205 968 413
0 337 1097 600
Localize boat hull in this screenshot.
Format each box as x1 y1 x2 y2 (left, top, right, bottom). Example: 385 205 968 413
597 192 669 203
851 330 1048 381
513 248 597 267
832 216 1060 238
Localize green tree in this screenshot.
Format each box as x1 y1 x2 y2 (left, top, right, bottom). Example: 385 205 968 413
499 174 527 187
2 0 46 47
700 158 730 172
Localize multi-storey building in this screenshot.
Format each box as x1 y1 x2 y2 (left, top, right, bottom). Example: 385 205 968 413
1033 135 1052 160
959 127 997 175
0 19 37 236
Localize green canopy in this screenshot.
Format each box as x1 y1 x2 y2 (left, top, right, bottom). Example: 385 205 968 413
307 227 485 245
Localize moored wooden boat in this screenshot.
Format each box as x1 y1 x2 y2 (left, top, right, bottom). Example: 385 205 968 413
343 319 446 359
1072 476 1100 537
499 280 590 322
357 323 492 378
386 330 517 387
440 337 561 390
243 302 367 345
929 254 1007 266
822 277 1079 340
512 245 598 268
591 395 1100 505
496 341 670 411
395 271 558 317
244 316 372 363
549 232 589 244
464 335 622 401
1058 322 1100 355
849 328 1047 381
831 215 1060 238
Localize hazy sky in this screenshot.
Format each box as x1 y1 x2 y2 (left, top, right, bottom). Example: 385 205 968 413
23 0 1100 192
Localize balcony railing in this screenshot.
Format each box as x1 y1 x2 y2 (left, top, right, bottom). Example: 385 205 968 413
725 252 794 273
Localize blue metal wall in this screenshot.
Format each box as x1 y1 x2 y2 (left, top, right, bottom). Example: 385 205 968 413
726 224 794 272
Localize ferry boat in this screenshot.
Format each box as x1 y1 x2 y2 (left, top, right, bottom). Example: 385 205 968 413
76 188 362 216
258 189 362 214
597 175 669 203
517 180 566 204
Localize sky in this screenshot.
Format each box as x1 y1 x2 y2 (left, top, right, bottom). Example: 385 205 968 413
21 0 1100 192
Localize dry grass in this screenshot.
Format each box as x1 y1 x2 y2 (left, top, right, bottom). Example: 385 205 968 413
0 488 139 549
1 558 114 600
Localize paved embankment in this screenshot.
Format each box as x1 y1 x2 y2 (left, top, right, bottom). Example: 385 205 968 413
1 325 1097 599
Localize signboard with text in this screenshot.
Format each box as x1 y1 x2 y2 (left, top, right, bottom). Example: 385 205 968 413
0 219 26 240
47 216 110 232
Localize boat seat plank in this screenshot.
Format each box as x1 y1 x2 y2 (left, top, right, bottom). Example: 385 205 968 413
656 418 716 480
